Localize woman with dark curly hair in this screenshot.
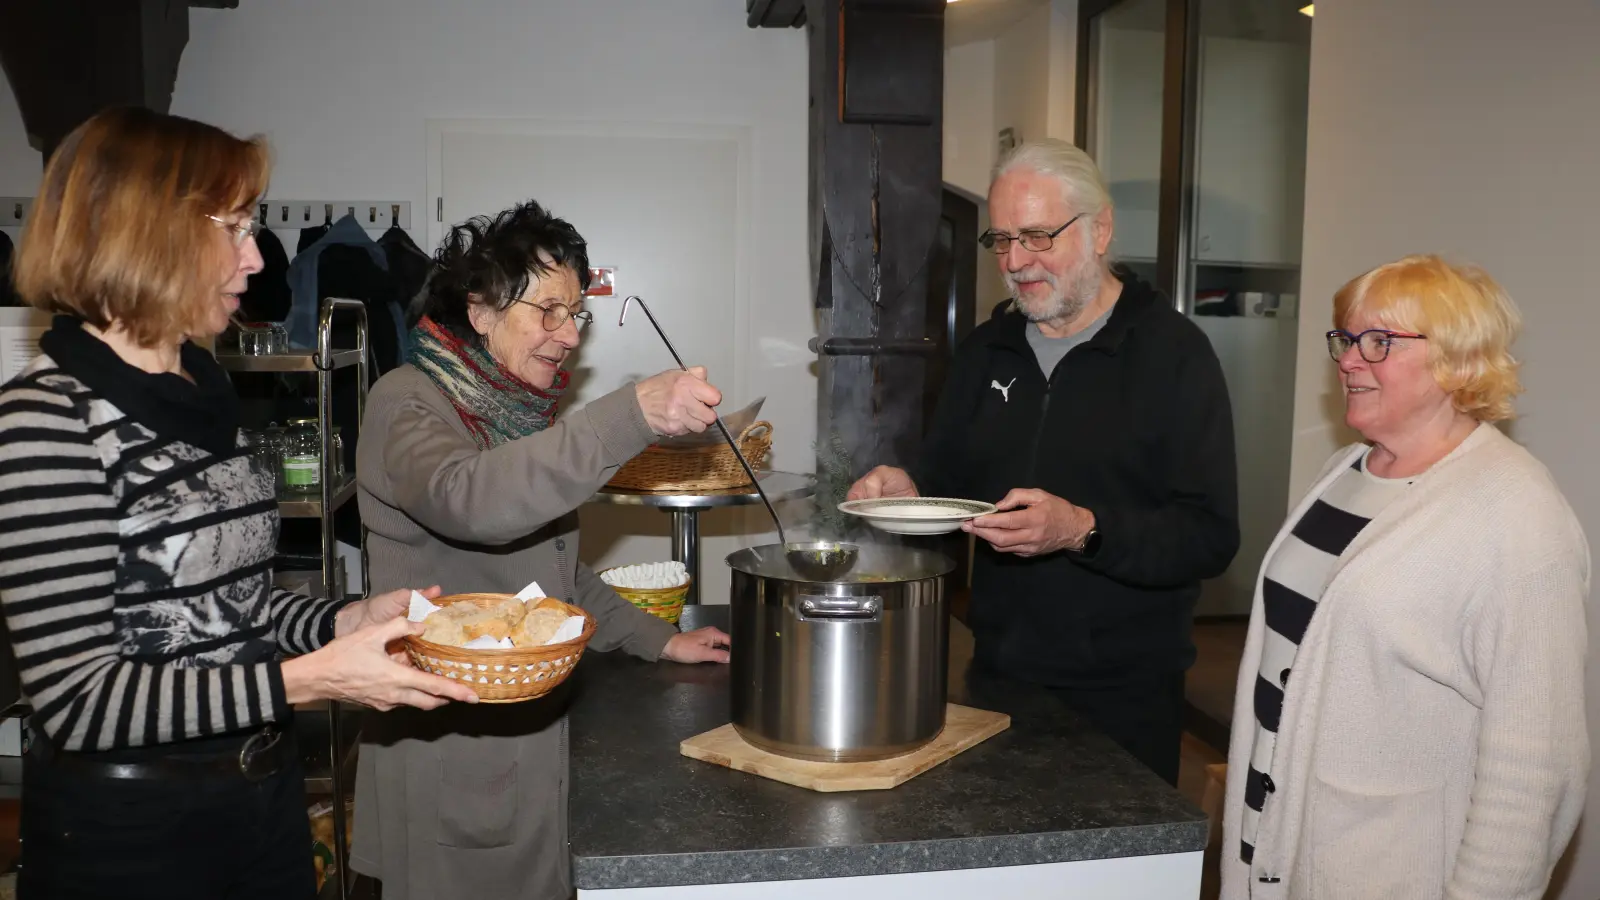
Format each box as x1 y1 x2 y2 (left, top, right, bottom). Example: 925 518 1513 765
350 199 731 898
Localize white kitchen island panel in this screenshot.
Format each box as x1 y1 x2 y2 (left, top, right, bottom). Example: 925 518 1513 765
578 851 1203 899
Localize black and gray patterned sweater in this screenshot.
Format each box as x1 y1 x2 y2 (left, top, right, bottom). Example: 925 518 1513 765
0 319 343 752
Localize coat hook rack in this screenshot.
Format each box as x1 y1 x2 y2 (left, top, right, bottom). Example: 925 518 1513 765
255 199 412 230
1 197 32 226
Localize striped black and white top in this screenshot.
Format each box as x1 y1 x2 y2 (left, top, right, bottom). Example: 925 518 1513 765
1240 452 1413 864
0 341 342 753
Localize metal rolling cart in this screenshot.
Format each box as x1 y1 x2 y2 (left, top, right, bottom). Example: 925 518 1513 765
216 297 368 899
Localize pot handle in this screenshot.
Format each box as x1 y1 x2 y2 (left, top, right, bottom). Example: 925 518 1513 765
798 595 881 620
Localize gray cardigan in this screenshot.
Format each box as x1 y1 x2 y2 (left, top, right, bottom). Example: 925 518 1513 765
349 364 677 900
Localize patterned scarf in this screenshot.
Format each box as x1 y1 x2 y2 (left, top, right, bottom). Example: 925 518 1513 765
408 316 568 450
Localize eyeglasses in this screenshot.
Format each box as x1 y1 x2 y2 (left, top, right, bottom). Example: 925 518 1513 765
207 214 263 247
1326 328 1428 363
978 213 1085 254
511 298 594 333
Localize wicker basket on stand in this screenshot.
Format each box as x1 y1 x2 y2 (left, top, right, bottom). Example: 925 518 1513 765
606 421 773 492
403 594 596 703
600 569 692 625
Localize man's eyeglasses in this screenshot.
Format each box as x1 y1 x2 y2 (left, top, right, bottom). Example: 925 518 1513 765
207 214 263 247
1326 328 1428 363
978 213 1085 254
512 298 594 333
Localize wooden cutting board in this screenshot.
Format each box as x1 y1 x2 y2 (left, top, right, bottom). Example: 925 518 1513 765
680 704 1010 792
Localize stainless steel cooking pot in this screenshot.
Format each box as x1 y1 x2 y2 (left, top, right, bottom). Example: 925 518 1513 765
726 543 954 762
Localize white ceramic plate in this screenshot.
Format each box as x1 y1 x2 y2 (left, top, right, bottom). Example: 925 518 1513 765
837 497 999 535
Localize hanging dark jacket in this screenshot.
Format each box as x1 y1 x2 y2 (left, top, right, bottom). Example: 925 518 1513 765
238 226 292 323
0 230 19 307
913 273 1240 687
378 225 431 333
286 214 401 373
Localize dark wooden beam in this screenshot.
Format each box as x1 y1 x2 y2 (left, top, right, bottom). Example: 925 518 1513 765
808 0 946 499
0 0 208 158
747 0 805 29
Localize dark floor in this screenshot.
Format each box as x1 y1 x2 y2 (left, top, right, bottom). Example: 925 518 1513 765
1179 618 1248 900
1185 618 1249 753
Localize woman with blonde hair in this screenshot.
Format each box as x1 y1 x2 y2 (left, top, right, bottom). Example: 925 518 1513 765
0 106 477 899
1220 254 1589 898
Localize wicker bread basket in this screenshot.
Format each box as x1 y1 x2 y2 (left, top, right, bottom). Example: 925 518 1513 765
403 594 596 703
599 567 691 625
605 421 773 492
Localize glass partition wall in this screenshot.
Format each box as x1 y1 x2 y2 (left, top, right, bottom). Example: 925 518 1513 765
1079 0 1312 616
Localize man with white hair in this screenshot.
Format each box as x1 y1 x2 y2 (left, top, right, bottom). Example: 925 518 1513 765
848 139 1239 785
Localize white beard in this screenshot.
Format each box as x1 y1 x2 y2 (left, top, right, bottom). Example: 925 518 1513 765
1007 252 1103 326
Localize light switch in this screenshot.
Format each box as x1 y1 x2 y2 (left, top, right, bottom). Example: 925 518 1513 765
586 267 617 297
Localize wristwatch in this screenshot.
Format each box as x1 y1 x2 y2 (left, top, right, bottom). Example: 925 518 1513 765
1070 527 1102 557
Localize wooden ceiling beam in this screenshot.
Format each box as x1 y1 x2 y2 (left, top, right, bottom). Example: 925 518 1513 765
747 0 806 29
0 0 231 158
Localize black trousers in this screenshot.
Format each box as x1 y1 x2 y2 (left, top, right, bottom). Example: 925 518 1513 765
1048 670 1187 786
18 733 317 900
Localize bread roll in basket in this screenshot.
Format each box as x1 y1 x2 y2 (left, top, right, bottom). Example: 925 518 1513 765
403 593 597 703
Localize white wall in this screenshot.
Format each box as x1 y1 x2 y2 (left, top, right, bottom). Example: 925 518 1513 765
993 0 1078 150
1293 1 1600 895
943 39 996 199
164 0 809 605
944 0 1078 322
0 71 38 196
0 68 41 252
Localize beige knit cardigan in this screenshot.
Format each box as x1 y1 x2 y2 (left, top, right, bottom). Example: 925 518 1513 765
1221 423 1590 899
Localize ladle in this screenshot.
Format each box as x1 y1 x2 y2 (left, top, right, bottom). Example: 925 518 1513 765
619 297 859 580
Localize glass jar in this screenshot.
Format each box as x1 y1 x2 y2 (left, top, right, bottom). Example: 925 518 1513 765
243 429 283 493
235 322 288 355
262 425 287 494
283 419 321 494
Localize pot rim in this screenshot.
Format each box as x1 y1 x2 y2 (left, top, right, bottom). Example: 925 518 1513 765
725 543 955 584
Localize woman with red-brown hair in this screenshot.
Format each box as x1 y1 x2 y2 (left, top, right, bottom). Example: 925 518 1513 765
0 106 478 899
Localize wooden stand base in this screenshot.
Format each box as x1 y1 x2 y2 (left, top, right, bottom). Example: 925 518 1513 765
680 704 1010 792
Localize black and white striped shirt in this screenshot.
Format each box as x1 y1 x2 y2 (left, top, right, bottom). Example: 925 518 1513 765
0 344 342 752
1240 452 1413 864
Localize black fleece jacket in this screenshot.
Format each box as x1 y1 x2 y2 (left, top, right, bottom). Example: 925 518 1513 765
914 274 1240 686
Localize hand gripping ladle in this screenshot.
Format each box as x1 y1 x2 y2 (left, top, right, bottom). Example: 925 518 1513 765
618 296 858 581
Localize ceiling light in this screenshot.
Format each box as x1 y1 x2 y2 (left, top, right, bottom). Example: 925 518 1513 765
1299 3 1313 15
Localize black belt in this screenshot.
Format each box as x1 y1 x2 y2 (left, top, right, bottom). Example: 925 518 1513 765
33 725 289 783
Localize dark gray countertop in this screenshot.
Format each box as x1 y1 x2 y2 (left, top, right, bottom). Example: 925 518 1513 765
567 605 1207 891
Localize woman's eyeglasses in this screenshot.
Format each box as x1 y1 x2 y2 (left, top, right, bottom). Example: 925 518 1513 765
207 215 263 247
1326 328 1427 363
512 298 594 333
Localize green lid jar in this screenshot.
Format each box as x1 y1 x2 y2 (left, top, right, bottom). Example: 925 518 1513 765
283 418 321 494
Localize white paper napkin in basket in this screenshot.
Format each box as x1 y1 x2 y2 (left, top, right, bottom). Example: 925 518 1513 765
599 561 689 590
407 590 440 623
